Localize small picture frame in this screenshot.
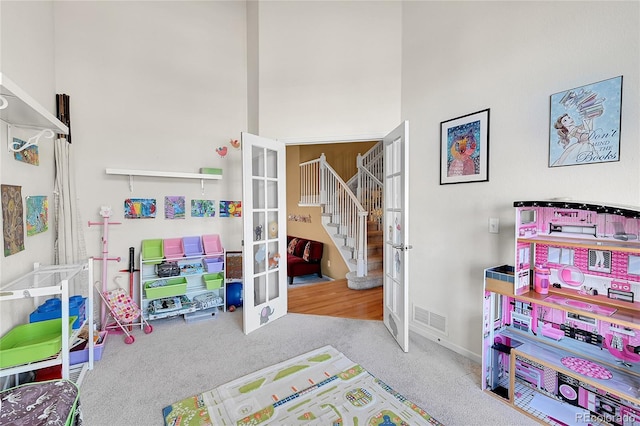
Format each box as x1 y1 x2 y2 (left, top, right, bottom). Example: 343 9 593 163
440 108 490 185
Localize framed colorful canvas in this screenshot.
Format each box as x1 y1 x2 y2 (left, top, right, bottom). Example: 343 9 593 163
12 138 39 166
124 198 157 219
165 196 185 219
191 199 216 217
549 76 622 167
219 201 242 218
26 196 48 236
440 108 490 185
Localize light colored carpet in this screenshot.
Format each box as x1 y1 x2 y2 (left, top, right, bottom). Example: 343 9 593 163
78 311 538 426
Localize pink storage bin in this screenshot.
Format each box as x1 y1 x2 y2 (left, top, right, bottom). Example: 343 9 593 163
183 236 204 257
203 234 223 255
163 238 184 259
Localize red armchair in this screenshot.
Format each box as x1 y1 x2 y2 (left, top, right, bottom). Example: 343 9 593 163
287 236 324 284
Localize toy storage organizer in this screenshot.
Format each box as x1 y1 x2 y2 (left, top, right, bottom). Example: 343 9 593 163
140 234 226 323
0 261 95 386
482 201 640 425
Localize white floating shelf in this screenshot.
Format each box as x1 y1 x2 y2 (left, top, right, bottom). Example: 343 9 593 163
0 72 69 134
106 168 222 180
106 168 222 193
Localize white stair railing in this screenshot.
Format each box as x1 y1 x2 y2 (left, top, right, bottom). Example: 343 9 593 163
299 154 369 276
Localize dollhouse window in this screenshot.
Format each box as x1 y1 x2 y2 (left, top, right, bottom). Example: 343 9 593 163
548 247 574 265
520 209 536 224
629 255 640 276
588 249 611 273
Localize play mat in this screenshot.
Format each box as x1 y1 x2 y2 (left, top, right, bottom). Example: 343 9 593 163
163 345 443 425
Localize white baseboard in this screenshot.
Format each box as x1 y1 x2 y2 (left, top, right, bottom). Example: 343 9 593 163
409 323 481 364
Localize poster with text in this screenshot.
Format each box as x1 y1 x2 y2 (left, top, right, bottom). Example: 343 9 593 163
549 76 622 167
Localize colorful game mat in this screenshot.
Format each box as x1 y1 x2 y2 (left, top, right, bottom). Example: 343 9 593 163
163 345 443 425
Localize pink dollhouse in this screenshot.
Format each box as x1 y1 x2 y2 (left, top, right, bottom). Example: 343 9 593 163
483 200 640 425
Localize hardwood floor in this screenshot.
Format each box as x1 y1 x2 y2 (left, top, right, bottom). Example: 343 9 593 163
287 278 383 321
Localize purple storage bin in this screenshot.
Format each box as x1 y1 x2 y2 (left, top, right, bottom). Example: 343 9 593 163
204 256 224 273
203 234 223 255
183 236 204 257
70 331 107 365
163 238 184 259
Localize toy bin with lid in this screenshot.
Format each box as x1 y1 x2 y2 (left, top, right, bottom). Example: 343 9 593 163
163 238 184 259
183 236 204 257
142 239 164 264
29 296 86 329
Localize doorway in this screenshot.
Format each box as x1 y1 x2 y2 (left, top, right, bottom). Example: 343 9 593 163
285 141 383 320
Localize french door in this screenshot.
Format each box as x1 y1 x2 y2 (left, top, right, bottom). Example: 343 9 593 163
382 121 410 352
241 132 288 334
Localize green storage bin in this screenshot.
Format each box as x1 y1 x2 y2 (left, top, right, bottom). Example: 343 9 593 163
142 239 164 264
0 316 77 368
144 277 188 299
203 273 224 290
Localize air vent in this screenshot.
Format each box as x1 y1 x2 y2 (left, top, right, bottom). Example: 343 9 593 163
413 305 447 335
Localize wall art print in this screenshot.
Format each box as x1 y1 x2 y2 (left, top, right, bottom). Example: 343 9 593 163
1 185 25 256
124 198 157 219
26 195 48 236
12 137 39 166
165 196 185 219
549 76 622 167
191 199 216 217
440 108 490 185
219 201 242 218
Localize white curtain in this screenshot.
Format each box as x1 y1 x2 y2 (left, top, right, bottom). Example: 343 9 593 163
54 138 87 264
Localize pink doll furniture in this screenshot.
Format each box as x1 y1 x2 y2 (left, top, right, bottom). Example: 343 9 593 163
603 333 640 367
541 323 564 341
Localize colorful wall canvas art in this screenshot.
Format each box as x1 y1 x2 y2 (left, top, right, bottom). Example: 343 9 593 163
124 198 157 219
165 196 185 219
26 196 48 236
1 185 25 256
191 199 216 217
12 138 39 166
219 201 242 217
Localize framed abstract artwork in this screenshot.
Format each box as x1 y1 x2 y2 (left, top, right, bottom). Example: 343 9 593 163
440 108 490 185
549 76 622 167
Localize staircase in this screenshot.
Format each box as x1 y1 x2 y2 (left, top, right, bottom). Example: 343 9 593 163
346 221 383 289
299 143 384 290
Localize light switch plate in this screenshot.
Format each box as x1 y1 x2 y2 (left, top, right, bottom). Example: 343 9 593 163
489 217 499 234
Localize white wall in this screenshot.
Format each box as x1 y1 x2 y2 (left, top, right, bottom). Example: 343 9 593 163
52 1 247 309
256 0 402 139
402 1 640 360
0 1 58 333
1 0 638 363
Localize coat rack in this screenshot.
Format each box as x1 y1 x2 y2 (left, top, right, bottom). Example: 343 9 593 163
88 206 121 329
